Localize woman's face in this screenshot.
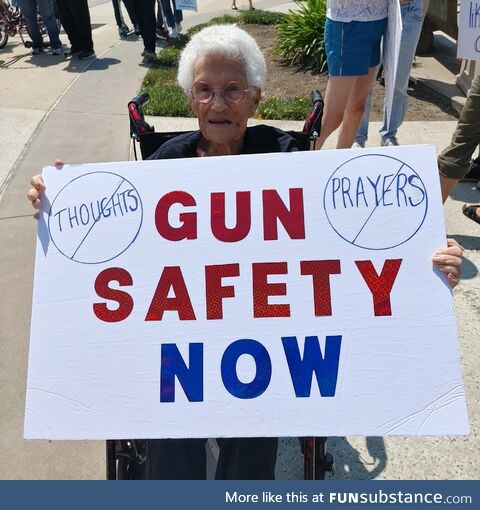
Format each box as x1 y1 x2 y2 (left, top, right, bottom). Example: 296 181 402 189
189 55 261 149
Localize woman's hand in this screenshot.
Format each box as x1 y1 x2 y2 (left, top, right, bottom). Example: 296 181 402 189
26 160 63 210
432 238 464 289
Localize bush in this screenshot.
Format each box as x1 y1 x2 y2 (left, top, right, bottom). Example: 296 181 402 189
142 67 192 117
257 96 310 120
185 15 238 36
240 9 286 25
276 0 327 73
155 46 182 67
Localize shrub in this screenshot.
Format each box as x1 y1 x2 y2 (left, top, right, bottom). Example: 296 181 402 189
256 96 310 120
142 67 192 117
276 0 327 73
240 9 286 25
155 46 182 67
185 15 238 36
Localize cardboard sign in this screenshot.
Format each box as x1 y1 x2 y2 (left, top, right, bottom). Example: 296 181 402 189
458 0 480 61
174 0 197 11
25 145 469 440
384 0 403 127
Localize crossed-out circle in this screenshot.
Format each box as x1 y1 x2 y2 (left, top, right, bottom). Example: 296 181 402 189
323 154 428 250
48 172 143 264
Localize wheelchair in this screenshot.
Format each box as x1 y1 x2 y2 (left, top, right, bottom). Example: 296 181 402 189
105 90 332 481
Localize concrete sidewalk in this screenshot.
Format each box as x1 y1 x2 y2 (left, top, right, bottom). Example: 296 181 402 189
0 0 478 480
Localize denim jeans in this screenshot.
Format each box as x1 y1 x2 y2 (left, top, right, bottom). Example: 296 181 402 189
159 0 182 30
112 0 137 28
18 0 61 50
355 0 424 144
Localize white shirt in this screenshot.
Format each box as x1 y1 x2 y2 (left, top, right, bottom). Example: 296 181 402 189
327 0 389 22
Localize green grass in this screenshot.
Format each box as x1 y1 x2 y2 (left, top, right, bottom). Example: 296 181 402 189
257 96 311 120
142 67 192 117
185 15 238 36
141 12 313 120
240 9 286 25
155 46 182 67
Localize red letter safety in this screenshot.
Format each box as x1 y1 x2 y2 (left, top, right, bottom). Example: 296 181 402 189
252 262 290 318
93 267 134 322
355 259 402 316
145 266 196 321
205 263 240 319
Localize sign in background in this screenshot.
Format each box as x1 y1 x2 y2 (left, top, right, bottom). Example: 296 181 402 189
24 145 469 440
175 0 198 11
458 0 480 60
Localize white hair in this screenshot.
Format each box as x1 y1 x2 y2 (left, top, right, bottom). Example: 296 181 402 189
177 24 266 93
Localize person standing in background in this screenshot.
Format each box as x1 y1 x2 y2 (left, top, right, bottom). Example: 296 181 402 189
354 0 429 147
56 0 95 59
17 0 62 55
438 74 480 212
112 0 139 38
231 0 254 10
159 0 182 39
133 0 157 62
316 0 389 149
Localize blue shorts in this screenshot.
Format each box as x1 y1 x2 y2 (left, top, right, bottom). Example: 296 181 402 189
324 17 388 77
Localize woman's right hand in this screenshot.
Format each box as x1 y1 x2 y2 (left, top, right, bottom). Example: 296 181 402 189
26 160 63 210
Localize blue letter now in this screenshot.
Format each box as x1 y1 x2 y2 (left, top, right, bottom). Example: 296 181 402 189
221 339 272 399
282 335 342 397
160 343 203 402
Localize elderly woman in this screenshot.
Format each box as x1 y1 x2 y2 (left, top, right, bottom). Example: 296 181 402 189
27 24 464 480
148 24 297 160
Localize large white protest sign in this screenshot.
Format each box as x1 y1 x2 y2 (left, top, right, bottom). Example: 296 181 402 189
384 0 403 127
458 0 480 61
25 145 469 440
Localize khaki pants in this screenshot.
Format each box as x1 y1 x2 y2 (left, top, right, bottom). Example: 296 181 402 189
438 74 480 179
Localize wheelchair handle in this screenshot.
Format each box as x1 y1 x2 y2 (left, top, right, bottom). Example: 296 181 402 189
303 89 324 141
129 91 150 109
129 92 154 139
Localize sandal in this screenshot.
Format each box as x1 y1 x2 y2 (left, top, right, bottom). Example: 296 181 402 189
462 204 480 225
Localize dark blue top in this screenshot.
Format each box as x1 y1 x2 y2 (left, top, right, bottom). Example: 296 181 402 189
147 125 299 160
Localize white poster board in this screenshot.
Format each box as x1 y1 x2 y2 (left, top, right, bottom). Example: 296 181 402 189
458 0 480 61
174 0 197 11
25 145 469 440
384 0 403 127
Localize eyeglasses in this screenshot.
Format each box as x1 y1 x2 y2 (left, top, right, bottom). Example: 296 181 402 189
189 81 252 104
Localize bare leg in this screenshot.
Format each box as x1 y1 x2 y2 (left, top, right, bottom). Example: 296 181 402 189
316 75 357 149
440 174 459 203
337 66 378 149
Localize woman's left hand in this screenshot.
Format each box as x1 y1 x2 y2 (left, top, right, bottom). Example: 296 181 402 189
431 238 464 289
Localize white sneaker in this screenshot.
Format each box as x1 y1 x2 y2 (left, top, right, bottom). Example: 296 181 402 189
381 136 399 147
352 140 365 149
169 27 178 39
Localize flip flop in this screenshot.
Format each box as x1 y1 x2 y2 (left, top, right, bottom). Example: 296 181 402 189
462 204 480 225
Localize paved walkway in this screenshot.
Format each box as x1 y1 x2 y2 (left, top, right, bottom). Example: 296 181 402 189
0 0 478 480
